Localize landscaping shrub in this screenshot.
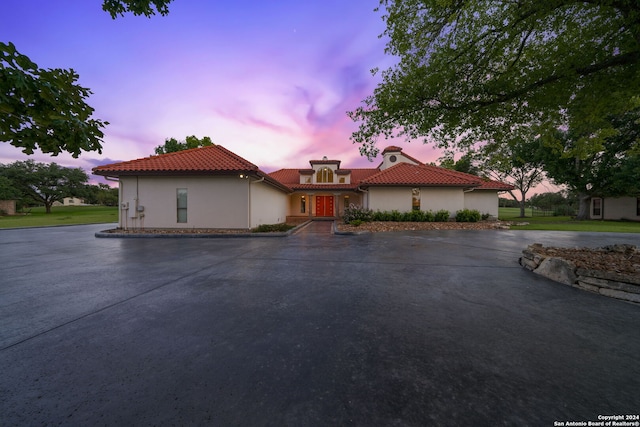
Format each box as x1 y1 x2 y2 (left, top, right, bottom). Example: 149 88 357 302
251 223 295 232
343 204 373 224
455 209 481 222
481 212 490 220
350 219 363 227
435 209 450 222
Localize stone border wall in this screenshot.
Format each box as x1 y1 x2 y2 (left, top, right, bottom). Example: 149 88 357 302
519 244 640 304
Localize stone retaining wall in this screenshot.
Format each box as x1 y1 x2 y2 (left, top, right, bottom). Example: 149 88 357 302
520 244 640 304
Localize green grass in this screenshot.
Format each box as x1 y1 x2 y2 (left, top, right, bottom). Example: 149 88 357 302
499 207 640 233
0 206 118 228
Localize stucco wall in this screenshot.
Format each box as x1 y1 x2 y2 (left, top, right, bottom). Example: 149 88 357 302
368 187 412 212
119 176 251 229
464 191 499 217
420 187 464 216
250 181 289 227
601 197 640 221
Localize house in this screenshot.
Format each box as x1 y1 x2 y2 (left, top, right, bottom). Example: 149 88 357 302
53 197 86 207
590 196 640 221
93 144 513 230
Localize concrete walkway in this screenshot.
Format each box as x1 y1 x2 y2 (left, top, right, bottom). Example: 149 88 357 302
1 224 639 425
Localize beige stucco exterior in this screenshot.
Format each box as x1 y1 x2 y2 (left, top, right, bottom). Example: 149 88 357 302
118 175 288 229
590 197 640 221
368 187 413 212
250 179 289 227
420 187 464 215
464 190 499 218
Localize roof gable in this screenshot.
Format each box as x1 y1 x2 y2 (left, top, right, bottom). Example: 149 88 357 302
92 145 259 176
360 163 483 187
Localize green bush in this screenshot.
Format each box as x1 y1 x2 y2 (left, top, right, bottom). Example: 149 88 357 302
435 210 450 222
251 223 295 232
350 219 363 227
343 204 373 224
481 213 491 220
455 209 481 222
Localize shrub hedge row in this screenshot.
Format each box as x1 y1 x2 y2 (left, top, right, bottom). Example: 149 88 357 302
343 204 488 225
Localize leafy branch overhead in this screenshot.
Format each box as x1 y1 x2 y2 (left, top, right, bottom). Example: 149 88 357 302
349 0 640 158
0 42 108 158
1 1 173 157
102 0 173 18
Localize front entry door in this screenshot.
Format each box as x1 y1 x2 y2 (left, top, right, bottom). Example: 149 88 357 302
315 196 334 217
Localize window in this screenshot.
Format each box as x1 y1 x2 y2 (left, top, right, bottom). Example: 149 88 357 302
412 188 420 211
592 198 601 217
300 196 306 213
177 188 188 223
316 167 334 183
344 196 350 209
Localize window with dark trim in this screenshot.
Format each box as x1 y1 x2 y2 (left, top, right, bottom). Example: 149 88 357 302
177 188 188 223
592 198 601 216
300 196 306 213
412 188 420 211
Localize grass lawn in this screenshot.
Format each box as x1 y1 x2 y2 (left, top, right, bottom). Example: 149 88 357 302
0 206 118 229
499 207 640 233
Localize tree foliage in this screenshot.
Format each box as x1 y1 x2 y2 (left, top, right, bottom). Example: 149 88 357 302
349 0 640 158
479 131 547 217
0 160 89 213
1 1 173 157
438 151 481 175
540 109 640 219
154 135 214 155
0 42 108 157
102 0 173 18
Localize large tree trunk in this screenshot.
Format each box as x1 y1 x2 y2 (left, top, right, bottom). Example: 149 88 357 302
575 193 591 220
45 202 53 214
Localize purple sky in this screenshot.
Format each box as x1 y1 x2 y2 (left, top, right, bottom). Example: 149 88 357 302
1 0 451 179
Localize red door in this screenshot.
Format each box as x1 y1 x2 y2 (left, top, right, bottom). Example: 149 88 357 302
315 196 334 217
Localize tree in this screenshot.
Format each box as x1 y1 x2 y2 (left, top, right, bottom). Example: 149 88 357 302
0 176 21 200
540 109 640 220
82 183 119 206
438 151 481 175
1 42 108 157
479 134 546 218
348 0 640 159
1 1 173 157
102 0 173 18
154 135 213 155
0 160 89 213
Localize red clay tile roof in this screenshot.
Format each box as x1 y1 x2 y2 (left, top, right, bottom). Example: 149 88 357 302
360 163 483 187
382 146 403 154
475 179 515 191
92 145 259 175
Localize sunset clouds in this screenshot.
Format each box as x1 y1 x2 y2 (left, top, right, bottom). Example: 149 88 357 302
0 0 445 178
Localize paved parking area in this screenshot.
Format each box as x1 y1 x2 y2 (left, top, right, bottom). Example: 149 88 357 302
1 224 639 425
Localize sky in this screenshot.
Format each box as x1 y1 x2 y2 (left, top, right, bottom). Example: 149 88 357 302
0 0 455 181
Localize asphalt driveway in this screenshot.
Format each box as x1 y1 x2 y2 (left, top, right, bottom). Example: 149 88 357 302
1 223 639 426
